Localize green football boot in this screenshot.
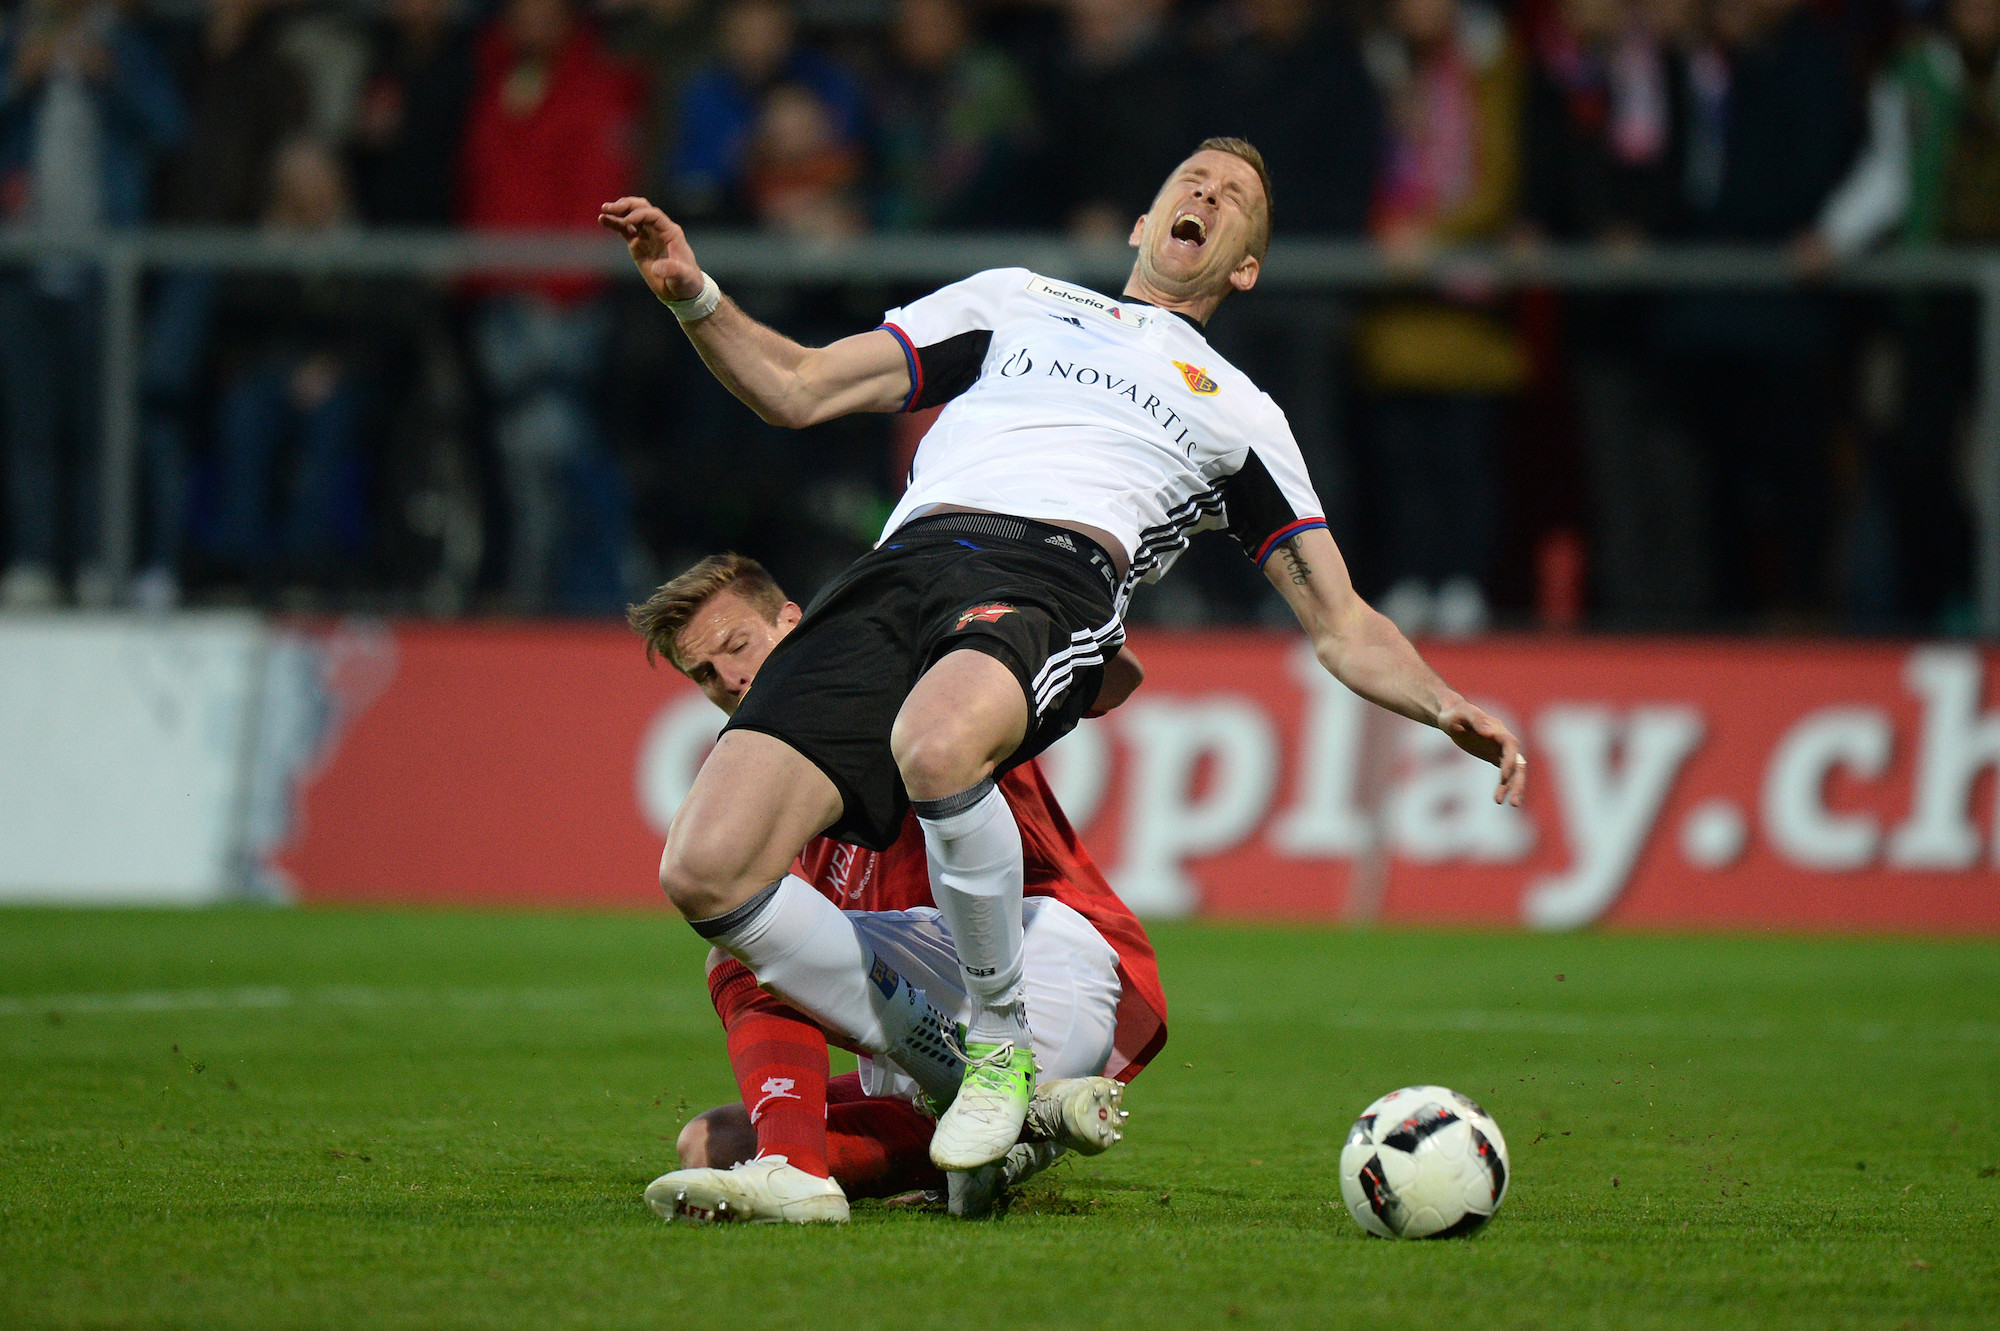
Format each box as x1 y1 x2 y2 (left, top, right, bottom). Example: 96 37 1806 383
928 1038 1037 1170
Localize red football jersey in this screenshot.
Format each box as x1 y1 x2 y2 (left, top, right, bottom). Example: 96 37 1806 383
794 762 1168 1082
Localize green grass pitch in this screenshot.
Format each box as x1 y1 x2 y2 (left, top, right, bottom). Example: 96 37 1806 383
4 908 1997 1329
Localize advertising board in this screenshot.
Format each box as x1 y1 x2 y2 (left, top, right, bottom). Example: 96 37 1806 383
269 623 2000 931
0 614 265 904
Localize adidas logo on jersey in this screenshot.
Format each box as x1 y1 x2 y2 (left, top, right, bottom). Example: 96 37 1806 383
1025 275 1151 329
1173 361 1220 395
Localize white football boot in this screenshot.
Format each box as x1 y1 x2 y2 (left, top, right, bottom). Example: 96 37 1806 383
947 1140 1067 1218
928 1039 1037 1170
643 1156 849 1225
1023 1076 1127 1155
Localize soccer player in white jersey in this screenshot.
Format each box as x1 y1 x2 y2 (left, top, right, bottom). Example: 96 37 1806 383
599 137 1528 1174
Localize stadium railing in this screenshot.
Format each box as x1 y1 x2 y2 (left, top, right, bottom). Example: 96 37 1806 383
1 229 1996 632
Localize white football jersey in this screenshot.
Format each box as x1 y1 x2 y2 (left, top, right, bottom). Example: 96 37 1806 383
877 269 1327 608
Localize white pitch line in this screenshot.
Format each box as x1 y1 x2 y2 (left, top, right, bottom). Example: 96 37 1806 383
4 986 1995 1046
0 986 295 1015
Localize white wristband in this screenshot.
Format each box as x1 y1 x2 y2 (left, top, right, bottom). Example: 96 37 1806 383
663 272 721 323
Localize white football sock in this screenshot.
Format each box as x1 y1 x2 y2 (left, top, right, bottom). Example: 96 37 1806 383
693 875 888 1049
915 779 1029 1045
690 875 965 1102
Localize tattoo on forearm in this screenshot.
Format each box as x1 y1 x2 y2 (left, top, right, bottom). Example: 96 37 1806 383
1278 538 1311 586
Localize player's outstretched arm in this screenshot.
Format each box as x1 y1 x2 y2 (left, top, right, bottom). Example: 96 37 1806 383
598 197 911 427
1263 528 1527 806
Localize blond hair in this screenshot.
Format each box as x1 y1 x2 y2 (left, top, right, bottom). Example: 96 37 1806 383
1194 136 1274 259
628 553 786 670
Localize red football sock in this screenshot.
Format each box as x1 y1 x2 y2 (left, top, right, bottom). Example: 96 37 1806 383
707 959 831 1179
827 1098 944 1200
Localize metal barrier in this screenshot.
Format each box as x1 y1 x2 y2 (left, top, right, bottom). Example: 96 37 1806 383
2 228 1996 630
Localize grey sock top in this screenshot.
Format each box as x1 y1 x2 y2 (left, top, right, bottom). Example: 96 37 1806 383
688 878 784 940
911 776 997 821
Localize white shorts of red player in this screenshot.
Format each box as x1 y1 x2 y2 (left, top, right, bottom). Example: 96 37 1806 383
849 896 1122 1102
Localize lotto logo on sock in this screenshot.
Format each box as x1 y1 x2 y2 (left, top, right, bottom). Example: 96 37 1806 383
868 955 902 999
955 603 1016 631
750 1076 800 1122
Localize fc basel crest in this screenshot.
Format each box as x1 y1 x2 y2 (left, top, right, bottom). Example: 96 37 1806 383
955 603 1016 630
1173 361 1220 395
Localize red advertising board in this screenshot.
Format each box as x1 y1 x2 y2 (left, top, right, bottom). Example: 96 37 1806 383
274 622 2000 931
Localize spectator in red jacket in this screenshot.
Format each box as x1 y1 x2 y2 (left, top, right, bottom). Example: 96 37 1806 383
459 0 642 613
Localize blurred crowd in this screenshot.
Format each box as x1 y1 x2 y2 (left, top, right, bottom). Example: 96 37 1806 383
0 0 1994 630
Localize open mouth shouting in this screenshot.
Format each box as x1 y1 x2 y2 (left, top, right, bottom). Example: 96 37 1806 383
1130 149 1267 304
1168 211 1208 250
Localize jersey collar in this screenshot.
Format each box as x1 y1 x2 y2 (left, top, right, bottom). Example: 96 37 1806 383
1121 297 1207 335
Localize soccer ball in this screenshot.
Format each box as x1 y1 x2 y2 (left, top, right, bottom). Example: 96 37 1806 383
1338 1085 1509 1238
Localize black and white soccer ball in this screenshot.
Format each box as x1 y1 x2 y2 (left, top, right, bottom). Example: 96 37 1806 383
1338 1085 1510 1238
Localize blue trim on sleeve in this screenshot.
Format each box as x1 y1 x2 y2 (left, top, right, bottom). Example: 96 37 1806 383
1253 518 1329 567
880 323 920 412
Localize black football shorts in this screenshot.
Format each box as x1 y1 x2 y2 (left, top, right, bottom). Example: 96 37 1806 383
723 511 1122 850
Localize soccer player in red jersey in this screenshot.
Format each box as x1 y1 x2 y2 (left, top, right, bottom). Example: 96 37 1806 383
628 554 1166 1222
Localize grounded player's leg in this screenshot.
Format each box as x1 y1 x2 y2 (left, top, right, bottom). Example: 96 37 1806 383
827 1099 945 1200
695 904 1131 1219
846 905 1128 1165
895 650 1038 1168
645 954 849 1225
684 1080 947 1201
644 1154 849 1225
706 956 831 1178
1016 896 1122 1081
698 896 966 1105
1014 898 1128 1157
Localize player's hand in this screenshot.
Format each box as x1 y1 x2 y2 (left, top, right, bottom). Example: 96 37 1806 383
598 196 705 303
1437 700 1526 807
1084 645 1145 717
